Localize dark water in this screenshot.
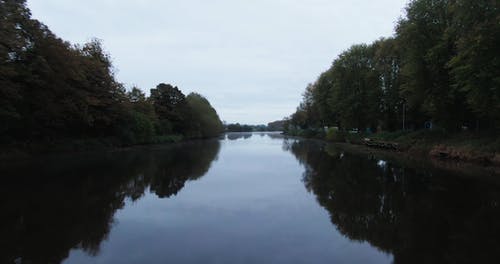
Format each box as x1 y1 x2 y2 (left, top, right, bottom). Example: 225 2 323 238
2 133 500 264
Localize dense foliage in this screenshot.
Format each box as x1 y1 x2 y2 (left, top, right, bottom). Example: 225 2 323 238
224 121 284 132
185 93 224 138
287 0 499 134
0 0 223 147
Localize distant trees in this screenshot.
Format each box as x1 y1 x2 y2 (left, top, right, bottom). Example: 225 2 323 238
224 122 284 132
267 120 285 131
225 123 256 132
0 0 223 146
287 0 499 134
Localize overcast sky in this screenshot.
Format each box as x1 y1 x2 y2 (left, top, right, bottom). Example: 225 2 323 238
28 0 408 125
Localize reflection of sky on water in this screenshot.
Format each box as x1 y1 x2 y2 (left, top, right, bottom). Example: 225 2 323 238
63 133 392 264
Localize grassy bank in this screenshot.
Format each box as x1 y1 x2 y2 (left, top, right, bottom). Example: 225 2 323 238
285 129 500 167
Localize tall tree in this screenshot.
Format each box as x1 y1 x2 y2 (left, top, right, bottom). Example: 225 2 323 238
0 0 32 140
313 71 337 126
150 83 188 134
373 38 403 131
396 0 471 130
185 93 223 138
448 0 500 129
328 44 381 131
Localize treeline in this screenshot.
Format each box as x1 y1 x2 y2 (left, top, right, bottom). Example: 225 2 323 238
0 1 223 147
224 120 284 132
287 0 499 135
225 123 262 132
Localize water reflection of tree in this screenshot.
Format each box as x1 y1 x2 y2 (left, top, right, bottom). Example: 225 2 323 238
148 140 221 198
286 140 500 264
226 132 253 140
0 140 220 264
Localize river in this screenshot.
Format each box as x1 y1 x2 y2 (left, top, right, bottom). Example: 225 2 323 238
2 132 500 263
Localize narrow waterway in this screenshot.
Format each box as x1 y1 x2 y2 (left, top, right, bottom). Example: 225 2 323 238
2 132 500 264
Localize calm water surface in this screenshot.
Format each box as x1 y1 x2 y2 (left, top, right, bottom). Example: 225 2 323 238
2 133 500 263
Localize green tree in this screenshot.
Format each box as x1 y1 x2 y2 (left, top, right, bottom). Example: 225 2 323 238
396 0 472 130
313 71 337 126
185 93 223 138
0 0 33 140
448 0 500 129
328 44 381 131
150 83 188 135
373 38 403 131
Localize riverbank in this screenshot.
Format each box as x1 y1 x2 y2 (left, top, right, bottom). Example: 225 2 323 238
330 142 500 181
285 129 500 168
0 135 187 161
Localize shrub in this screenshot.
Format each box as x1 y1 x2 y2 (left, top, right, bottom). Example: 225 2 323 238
326 127 345 142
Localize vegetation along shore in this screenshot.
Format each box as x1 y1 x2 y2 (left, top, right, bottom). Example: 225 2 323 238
1 1 223 157
283 0 499 167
